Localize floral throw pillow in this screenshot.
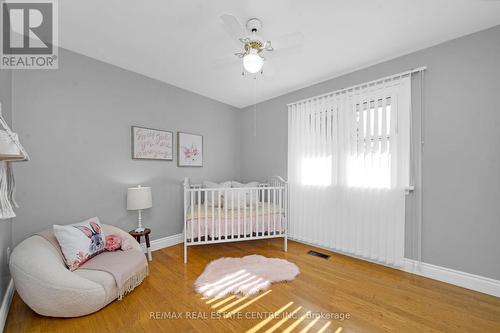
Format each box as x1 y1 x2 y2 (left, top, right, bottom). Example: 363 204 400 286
53 217 106 271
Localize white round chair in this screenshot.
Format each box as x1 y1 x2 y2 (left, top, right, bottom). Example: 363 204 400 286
9 224 143 317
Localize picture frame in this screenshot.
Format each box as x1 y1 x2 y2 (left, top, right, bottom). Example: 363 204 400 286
177 132 203 167
131 126 173 161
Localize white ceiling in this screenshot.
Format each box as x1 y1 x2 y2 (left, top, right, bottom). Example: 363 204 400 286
59 0 500 108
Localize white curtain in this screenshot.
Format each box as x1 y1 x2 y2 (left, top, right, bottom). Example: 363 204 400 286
288 75 411 266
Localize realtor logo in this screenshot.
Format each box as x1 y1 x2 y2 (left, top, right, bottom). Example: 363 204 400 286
1 0 58 69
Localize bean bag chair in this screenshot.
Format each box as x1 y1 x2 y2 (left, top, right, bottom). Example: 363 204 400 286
9 224 144 317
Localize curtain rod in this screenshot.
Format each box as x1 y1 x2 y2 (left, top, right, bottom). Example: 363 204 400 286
287 66 427 107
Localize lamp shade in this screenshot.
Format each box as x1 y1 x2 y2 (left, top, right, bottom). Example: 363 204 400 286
127 186 152 210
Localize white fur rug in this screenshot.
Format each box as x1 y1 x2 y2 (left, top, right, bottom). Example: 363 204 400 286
195 255 300 297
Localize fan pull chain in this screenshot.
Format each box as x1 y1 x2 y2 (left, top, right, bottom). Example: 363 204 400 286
253 75 258 137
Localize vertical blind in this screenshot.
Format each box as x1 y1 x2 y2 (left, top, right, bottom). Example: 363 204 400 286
287 75 411 266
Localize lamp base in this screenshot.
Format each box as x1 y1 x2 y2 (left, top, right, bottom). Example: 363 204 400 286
135 209 145 233
134 226 145 232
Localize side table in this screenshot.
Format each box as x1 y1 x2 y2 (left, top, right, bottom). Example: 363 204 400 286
129 228 152 261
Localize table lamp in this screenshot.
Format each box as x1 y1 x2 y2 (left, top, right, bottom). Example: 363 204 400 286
127 185 152 232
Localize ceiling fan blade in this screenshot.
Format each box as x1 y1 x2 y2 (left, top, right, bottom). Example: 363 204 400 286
262 60 276 77
220 14 246 41
270 32 304 51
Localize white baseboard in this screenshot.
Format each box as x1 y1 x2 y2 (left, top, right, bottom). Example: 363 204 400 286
0 278 14 333
402 258 500 298
140 233 183 252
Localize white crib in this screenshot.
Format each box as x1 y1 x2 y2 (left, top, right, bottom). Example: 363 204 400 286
183 177 288 263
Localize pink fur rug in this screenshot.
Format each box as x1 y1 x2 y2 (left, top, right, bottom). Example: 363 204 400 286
195 255 300 297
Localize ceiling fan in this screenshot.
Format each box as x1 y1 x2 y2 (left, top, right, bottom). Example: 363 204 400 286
220 14 304 75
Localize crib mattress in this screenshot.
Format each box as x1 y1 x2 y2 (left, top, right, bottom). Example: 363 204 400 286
185 203 285 240
186 202 282 220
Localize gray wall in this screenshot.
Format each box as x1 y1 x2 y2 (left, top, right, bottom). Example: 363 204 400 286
0 68 13 302
11 48 241 245
7 25 500 281
240 25 500 280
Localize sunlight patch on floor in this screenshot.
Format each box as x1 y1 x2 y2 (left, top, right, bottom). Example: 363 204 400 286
246 302 294 333
211 295 236 308
214 276 260 297
205 296 223 304
202 272 253 297
316 322 332 333
282 311 311 333
217 296 249 313
298 315 320 333
263 306 302 333
223 290 273 318
201 279 340 333
198 270 247 293
204 291 340 333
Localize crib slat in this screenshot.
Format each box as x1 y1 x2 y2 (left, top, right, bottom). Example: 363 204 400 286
211 190 215 241
262 187 265 235
268 187 271 236
243 190 247 238
250 189 253 236
183 186 187 249
205 190 208 241
260 187 266 236
218 190 222 240
197 191 201 241
224 189 228 239
231 189 234 239
256 188 259 236
273 188 276 235
237 191 241 239
190 191 194 242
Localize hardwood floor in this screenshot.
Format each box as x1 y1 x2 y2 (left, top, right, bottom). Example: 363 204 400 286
5 239 500 333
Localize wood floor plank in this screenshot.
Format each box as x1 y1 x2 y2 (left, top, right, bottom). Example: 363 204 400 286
5 239 500 333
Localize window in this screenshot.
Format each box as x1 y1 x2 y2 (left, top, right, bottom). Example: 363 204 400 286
289 80 410 191
347 98 392 189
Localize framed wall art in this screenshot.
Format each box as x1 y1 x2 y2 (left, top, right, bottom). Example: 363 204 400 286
177 132 203 167
131 126 173 160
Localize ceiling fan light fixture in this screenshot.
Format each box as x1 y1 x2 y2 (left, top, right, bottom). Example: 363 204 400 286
243 49 263 74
